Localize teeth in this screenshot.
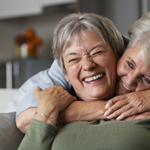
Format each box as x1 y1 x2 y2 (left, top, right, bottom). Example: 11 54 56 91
84 74 103 82
122 83 130 91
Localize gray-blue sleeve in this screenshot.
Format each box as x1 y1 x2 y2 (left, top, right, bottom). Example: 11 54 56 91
16 60 73 117
4 69 46 113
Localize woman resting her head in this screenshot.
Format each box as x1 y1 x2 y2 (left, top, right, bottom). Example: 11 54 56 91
18 13 150 150
105 12 150 120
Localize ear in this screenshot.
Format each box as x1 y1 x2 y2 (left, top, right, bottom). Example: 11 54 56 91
65 74 70 82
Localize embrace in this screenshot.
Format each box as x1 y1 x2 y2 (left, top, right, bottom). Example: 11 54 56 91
14 12 150 150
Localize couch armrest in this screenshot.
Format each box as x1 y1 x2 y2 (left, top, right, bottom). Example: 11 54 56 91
0 112 24 150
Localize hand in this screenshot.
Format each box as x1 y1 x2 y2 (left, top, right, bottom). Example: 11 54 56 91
34 85 77 124
104 90 150 120
124 111 150 121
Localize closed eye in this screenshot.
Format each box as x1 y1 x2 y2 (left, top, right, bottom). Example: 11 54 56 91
91 51 102 57
69 58 80 63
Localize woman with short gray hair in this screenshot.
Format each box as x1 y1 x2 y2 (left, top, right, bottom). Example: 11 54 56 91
53 13 124 73
18 12 150 150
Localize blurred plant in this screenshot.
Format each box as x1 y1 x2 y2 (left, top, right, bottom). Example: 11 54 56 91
14 28 43 58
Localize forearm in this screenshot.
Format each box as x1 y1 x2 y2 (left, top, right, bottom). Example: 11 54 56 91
16 100 108 132
16 107 56 133
18 119 57 150
57 100 108 125
16 108 36 134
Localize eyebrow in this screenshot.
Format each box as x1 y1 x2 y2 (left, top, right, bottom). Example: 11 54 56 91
65 44 103 58
89 45 103 52
127 56 136 67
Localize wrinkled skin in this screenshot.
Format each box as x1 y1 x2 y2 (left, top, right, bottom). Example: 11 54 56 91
104 90 150 120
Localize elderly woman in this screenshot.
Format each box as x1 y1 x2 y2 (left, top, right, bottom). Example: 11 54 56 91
16 12 124 133
16 12 150 134
18 13 150 150
104 12 150 120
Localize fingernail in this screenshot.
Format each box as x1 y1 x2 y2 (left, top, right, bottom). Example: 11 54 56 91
107 114 113 119
105 103 110 109
116 116 121 120
107 114 112 119
104 111 109 116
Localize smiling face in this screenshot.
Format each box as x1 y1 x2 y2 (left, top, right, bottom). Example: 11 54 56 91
63 31 117 101
115 42 150 95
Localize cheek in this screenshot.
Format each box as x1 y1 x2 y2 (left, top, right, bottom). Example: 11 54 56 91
95 56 117 80
95 55 116 66
105 56 117 72
65 63 80 78
136 83 150 92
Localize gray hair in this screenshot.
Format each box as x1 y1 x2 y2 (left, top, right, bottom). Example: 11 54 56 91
128 12 150 67
53 13 124 74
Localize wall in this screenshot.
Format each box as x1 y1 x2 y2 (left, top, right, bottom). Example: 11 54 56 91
0 5 74 62
79 0 150 36
0 0 150 62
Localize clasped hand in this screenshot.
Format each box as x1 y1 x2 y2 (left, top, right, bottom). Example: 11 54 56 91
104 90 150 121
34 85 77 124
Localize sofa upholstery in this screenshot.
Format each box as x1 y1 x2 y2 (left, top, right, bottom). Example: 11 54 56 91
0 112 24 150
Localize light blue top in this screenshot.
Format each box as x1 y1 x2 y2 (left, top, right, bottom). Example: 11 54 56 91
4 60 73 116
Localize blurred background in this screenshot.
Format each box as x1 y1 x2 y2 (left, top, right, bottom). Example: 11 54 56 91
0 0 149 89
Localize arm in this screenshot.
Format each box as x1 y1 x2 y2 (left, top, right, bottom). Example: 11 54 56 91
16 60 72 133
16 108 36 133
18 86 75 150
16 95 108 133
104 90 150 120
4 69 48 113
16 60 72 117
57 100 108 125
18 119 57 150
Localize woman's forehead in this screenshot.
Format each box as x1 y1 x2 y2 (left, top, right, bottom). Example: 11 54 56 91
124 43 150 70
63 31 105 52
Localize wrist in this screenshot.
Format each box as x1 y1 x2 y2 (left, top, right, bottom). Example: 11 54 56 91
34 111 57 128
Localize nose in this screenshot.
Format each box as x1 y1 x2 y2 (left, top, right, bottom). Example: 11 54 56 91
125 72 138 88
81 55 96 71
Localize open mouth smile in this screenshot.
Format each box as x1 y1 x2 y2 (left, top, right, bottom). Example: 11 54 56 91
121 81 132 92
84 73 104 82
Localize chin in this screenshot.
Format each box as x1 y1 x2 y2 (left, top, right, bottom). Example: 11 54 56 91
115 89 127 96
95 92 113 100
115 91 121 96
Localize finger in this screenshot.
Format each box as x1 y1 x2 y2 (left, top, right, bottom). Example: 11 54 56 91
116 99 149 120
107 104 131 119
124 115 137 121
124 114 148 121
116 107 140 120
104 99 127 116
144 111 150 115
135 112 150 120
105 95 126 109
34 87 41 104
61 93 77 107
34 87 41 95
